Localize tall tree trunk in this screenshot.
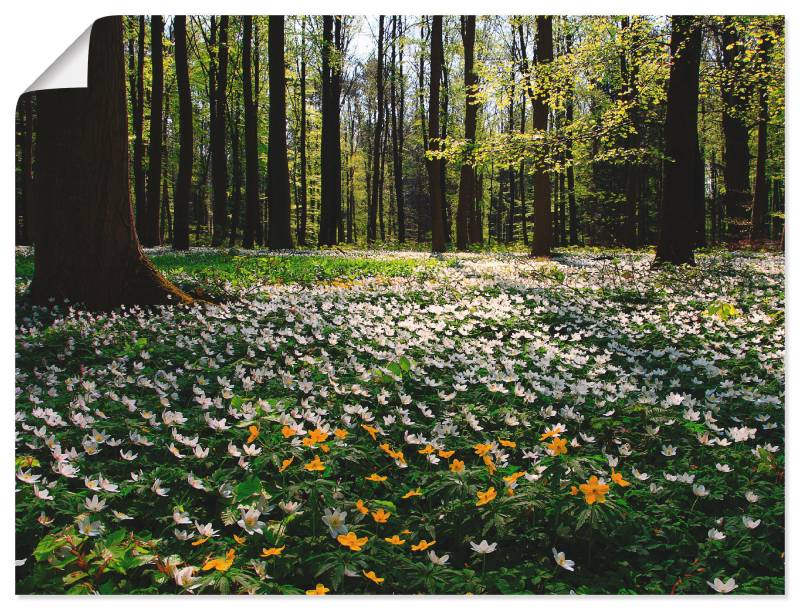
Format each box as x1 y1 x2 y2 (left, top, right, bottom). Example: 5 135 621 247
253 21 264 246
30 16 191 309
390 16 407 244
654 16 702 266
440 46 451 244
173 15 192 250
319 16 342 246
456 15 477 250
428 16 446 252
621 17 641 248
143 15 164 246
229 105 242 246
242 16 260 248
18 95 34 244
750 29 771 241
368 16 385 243
267 16 294 249
133 16 146 241
718 17 751 241
334 17 344 243
297 17 308 246
531 16 553 257
211 16 229 246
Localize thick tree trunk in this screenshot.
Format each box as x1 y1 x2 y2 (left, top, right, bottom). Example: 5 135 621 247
143 15 164 246
242 16 260 249
319 15 341 246
654 16 702 266
298 18 308 246
428 16 446 253
173 15 192 251
531 16 553 257
211 16 229 246
18 95 34 244
30 16 192 310
229 106 242 246
456 16 477 250
267 16 294 249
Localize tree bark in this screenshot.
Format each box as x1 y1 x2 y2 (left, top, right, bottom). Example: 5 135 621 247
143 15 164 246
267 16 294 249
30 16 192 309
390 16 407 244
242 16 260 249
750 29 771 241
173 15 192 251
298 17 308 246
211 16 229 246
319 15 341 246
654 16 702 266
428 16 446 253
456 16 477 250
531 16 553 257
133 16 146 241
368 16 385 244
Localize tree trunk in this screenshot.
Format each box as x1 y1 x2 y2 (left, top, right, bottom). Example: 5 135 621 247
750 30 771 241
133 16 146 241
143 15 164 246
267 16 294 249
18 94 34 244
211 16 229 246
390 16 407 244
531 16 553 257
229 105 242 246
319 15 341 246
654 16 702 266
428 16 446 253
30 16 192 309
368 16 385 243
298 17 308 246
173 15 192 250
456 15 477 250
242 16 260 249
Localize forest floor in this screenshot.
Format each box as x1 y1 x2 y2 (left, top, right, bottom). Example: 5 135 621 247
14 247 784 594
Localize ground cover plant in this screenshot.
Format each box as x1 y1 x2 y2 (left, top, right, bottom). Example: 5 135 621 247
14 248 784 594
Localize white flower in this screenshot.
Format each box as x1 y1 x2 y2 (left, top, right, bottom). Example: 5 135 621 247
172 565 197 587
76 515 104 537
745 490 760 503
85 494 106 512
428 550 450 565
237 508 265 535
321 508 348 538
552 548 575 571
707 577 738 593
692 484 710 497
470 539 497 554
742 516 761 529
707 528 726 541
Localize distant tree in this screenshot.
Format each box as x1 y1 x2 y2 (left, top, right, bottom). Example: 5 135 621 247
654 16 702 266
368 16 385 244
390 16 406 243
133 16 146 240
173 15 192 251
30 16 192 309
143 15 164 246
750 24 772 241
267 16 294 249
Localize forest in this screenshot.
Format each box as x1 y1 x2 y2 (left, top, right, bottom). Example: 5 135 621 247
13 15 784 596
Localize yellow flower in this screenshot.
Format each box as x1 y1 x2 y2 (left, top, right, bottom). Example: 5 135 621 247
411 539 435 551
260 545 285 557
379 443 406 463
365 473 387 482
361 424 378 440
247 425 260 444
402 489 422 499
570 485 579 496
363 570 384 584
319 443 330 453
611 469 631 487
304 455 325 472
306 583 329 595
503 471 526 484
384 534 406 545
233 534 247 545
578 475 610 505
476 486 497 507
499 439 516 448
539 429 557 441
281 425 296 438
438 449 455 459
418 444 434 455
202 548 235 572
303 428 329 446
483 454 497 475
450 459 465 473
278 457 294 472
337 531 368 551
356 499 369 515
334 428 348 440
473 443 492 457
191 537 209 546
546 436 568 457
371 508 391 523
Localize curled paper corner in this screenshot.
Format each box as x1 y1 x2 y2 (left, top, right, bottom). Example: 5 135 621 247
24 24 93 93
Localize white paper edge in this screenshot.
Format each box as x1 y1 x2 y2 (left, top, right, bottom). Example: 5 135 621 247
24 24 92 93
